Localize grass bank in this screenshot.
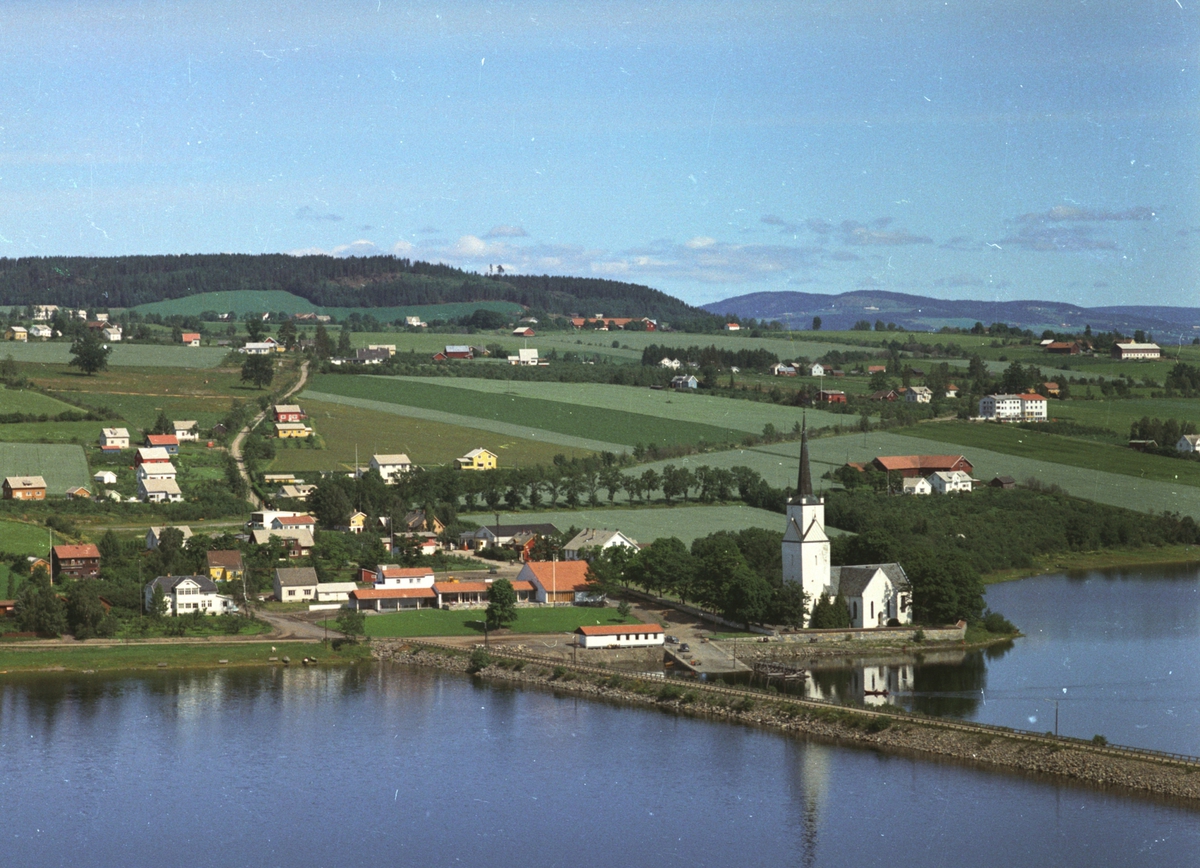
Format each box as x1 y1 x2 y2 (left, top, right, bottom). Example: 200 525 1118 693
0 640 371 673
983 544 1200 584
331 607 642 639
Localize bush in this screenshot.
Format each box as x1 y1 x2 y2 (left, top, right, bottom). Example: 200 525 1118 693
1091 734 1108 746
657 684 685 702
467 648 492 673
981 610 1017 634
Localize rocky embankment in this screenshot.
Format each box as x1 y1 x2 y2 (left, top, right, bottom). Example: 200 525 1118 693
374 643 1200 804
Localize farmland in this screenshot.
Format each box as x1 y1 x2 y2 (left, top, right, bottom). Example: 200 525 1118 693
1050 398 1200 438
0 519 54 557
0 342 228 368
0 387 80 415
269 398 595 473
304 375 747 449
0 443 90 492
490 504 790 545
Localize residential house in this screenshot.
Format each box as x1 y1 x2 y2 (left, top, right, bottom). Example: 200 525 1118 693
145 433 179 454
315 582 359 603
724 322 741 331
181 332 202 346
867 365 887 375
905 386 933 403
93 470 118 485
206 550 245 583
52 544 101 580
276 483 316 501
1177 434 1200 453
32 304 59 320
373 565 437 588
101 326 122 342
928 470 975 494
146 525 193 547
5 326 28 342
172 421 198 441
248 510 307 529
563 529 640 561
868 390 899 402
576 623 665 649
136 461 177 481
65 486 91 500
1042 382 1061 398
512 326 536 337
443 345 474 359
870 455 974 478
367 345 396 356
135 446 171 466
456 448 497 471
659 357 682 370
404 316 427 328
145 575 237 616
3 476 47 500
817 390 847 404
1111 342 1161 360
670 374 699 390
809 363 825 377
978 393 1048 422
944 384 960 398
29 324 53 340
240 341 276 355
507 347 542 366
139 477 183 503
274 567 319 602
402 509 445 535
369 453 413 484
519 560 599 605
99 427 131 450
342 511 367 534
900 477 932 495
274 404 306 423
459 523 560 552
275 422 313 438
770 363 796 376
270 514 317 532
250 528 314 557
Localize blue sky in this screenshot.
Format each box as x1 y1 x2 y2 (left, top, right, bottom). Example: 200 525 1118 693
1 1 1197 308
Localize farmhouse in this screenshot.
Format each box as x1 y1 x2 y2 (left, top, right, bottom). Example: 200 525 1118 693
443 345 474 359
274 567 319 602
370 454 413 483
512 326 536 337
519 560 600 605
900 477 932 496
576 623 665 649
507 347 543 366
145 575 237 616
809 363 825 377
145 434 179 454
784 425 911 629
1044 341 1081 355
1111 342 1161 360
102 326 122 342
206 550 245 583
274 404 306 422
456 448 497 471
99 427 131 450
52 544 101 580
32 304 59 320
870 455 973 478
3 476 47 500
928 470 975 494
660 357 682 370
868 389 899 402
181 332 202 346
770 363 796 376
563 529 640 561
724 323 741 331
275 422 313 438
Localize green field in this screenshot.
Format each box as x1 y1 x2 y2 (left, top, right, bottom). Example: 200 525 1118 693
132 290 522 322
0 342 228 368
0 387 80 415
488 504 790 545
347 606 641 638
894 422 1200 488
1049 398 1200 437
306 375 747 449
0 519 52 556
0 641 370 672
0 443 90 493
269 398 596 473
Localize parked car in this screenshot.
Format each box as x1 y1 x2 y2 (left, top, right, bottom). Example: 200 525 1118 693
665 635 679 645
678 643 691 653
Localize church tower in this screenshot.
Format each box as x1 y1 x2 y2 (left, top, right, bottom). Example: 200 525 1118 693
782 420 831 620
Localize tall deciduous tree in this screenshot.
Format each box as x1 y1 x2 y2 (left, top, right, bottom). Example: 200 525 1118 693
486 578 518 630
68 329 111 376
240 354 275 389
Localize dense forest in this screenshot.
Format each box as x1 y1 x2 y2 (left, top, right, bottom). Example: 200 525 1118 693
0 255 710 323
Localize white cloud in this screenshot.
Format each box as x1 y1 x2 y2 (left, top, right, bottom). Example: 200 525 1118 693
685 236 717 249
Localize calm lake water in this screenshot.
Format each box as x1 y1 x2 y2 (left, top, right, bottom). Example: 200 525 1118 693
2 567 1198 867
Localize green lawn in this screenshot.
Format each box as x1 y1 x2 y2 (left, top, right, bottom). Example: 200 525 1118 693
344 606 642 638
0 443 91 492
307 374 747 449
0 520 54 556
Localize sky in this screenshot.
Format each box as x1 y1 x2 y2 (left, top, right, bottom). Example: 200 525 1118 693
1 0 1197 309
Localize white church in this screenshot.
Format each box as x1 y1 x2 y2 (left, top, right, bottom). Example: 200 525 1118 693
782 425 912 629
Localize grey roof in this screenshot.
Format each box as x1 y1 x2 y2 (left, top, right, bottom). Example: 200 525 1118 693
478 523 560 538
831 563 909 597
275 567 319 587
147 575 218 594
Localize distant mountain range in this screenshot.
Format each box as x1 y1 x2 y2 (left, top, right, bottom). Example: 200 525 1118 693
703 290 1200 337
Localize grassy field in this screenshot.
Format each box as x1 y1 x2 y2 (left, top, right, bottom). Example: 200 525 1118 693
270 398 596 473
481 504 789 544
0 519 54 557
0 419 122 444
307 375 747 449
385 376 850 436
0 386 81 415
346 606 641 638
1049 397 1200 437
0 640 371 672
132 290 522 322
0 443 90 492
0 342 229 368
894 422 1200 488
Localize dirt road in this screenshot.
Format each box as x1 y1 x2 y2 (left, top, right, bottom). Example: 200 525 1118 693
230 359 309 507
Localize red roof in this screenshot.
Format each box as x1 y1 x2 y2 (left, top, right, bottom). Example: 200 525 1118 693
52 544 101 559
872 455 973 473
577 623 663 636
146 434 178 447
275 515 316 526
433 582 490 594
351 587 436 600
523 560 590 593
510 580 535 592
378 566 435 579
181 332 201 341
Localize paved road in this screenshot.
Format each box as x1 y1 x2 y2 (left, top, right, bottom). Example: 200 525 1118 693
230 359 309 508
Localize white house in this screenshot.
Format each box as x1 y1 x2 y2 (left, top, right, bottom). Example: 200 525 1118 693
978 393 1047 422
93 470 118 485
370 453 413 483
809 363 825 377
248 509 306 529
782 424 911 628
770 363 797 376
146 525 193 549
315 582 360 603
32 304 59 321
139 478 183 503
507 347 542 366
928 470 974 494
906 386 933 403
145 575 237 616
1176 434 1200 453
99 427 131 450
659 357 682 370
172 420 199 441
575 623 665 649
274 567 319 602
101 326 122 342
562 529 640 561
241 341 276 355
901 477 932 495
137 461 177 481
29 324 53 340
373 565 436 589
670 374 699 390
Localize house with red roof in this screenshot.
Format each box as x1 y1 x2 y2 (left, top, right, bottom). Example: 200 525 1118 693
52 544 101 580
869 455 974 478
518 560 599 605
576 623 665 649
145 434 179 455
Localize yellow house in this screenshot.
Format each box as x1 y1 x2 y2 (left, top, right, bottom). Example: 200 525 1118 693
456 448 498 471
275 422 312 439
206 550 245 583
346 511 367 534
5 326 28 342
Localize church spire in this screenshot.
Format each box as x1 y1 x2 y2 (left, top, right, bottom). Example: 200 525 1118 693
797 415 813 498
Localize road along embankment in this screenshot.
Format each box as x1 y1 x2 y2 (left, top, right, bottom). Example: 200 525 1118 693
375 640 1200 806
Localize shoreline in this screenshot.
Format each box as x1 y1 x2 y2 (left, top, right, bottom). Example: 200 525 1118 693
376 641 1200 807
982 545 1200 584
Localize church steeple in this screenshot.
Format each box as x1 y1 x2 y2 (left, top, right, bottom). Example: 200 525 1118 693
796 416 813 498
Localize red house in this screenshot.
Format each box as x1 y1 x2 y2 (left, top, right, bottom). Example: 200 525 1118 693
274 404 306 423
52 544 101 580
817 390 847 404
145 434 179 454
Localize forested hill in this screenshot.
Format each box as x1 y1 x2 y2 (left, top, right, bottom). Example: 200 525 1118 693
0 254 708 321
